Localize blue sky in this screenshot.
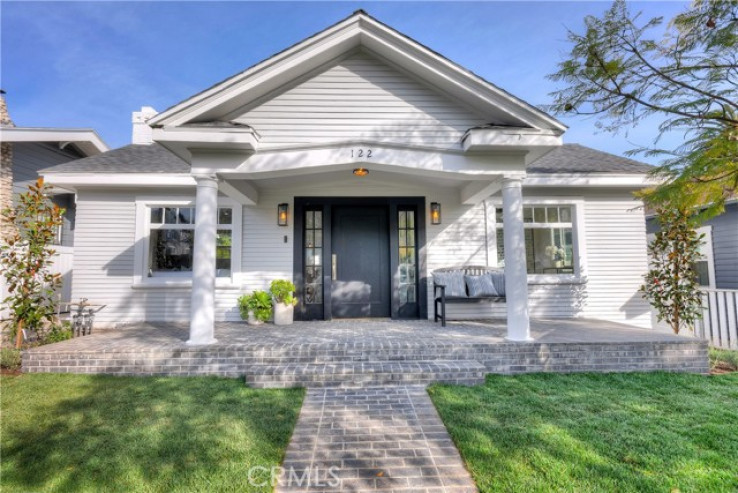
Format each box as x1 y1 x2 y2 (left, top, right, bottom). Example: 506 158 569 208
2 1 689 162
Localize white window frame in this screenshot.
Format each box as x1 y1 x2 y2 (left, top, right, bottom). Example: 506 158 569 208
488 197 587 285
133 196 242 288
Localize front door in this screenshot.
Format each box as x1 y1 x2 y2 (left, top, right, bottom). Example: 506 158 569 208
331 206 391 318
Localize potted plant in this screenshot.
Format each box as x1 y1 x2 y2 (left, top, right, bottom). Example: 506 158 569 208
237 290 272 325
269 279 297 325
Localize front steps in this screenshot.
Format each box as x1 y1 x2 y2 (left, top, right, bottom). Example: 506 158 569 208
23 337 709 386
245 360 486 388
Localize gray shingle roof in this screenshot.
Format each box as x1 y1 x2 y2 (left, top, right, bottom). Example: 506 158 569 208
39 144 189 174
41 142 652 175
528 144 653 174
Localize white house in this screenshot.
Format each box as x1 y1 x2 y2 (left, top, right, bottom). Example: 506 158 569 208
40 11 656 344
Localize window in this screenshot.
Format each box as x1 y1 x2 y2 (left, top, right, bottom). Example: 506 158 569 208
304 209 323 304
397 209 417 305
693 226 715 288
496 205 575 275
144 204 236 279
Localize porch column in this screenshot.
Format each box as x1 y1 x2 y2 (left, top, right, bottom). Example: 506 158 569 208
188 173 219 345
502 177 532 342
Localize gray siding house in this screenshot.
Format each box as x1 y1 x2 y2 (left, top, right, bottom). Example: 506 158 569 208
0 93 108 312
647 202 738 290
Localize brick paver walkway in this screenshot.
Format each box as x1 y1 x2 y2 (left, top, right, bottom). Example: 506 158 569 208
277 386 477 492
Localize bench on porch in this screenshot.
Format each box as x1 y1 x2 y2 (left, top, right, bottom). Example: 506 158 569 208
433 266 505 327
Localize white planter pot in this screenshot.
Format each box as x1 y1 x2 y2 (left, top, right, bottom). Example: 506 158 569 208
246 310 263 326
273 302 294 326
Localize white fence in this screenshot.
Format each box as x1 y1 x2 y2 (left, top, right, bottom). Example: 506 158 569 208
698 289 738 350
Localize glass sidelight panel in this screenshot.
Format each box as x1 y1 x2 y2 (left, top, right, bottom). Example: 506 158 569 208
304 209 323 304
397 210 417 305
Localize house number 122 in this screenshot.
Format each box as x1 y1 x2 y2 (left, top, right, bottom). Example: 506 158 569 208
351 149 373 158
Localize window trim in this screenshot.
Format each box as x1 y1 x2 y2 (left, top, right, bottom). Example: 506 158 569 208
488 197 587 285
133 196 242 288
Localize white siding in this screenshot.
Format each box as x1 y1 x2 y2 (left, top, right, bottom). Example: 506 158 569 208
234 51 488 148
72 182 652 328
581 193 652 327
72 190 241 325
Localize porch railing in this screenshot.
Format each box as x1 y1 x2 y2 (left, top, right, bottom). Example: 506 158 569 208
698 289 738 350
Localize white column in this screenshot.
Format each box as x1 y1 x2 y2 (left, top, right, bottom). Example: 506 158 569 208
502 177 532 342
188 174 219 345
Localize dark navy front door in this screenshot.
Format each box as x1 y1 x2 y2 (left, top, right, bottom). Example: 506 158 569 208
330 206 391 318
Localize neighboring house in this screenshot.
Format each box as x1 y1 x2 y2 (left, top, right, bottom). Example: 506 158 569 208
40 11 656 344
646 202 738 290
0 92 109 314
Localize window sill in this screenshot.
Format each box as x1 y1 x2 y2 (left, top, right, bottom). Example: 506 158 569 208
131 279 242 290
527 274 586 285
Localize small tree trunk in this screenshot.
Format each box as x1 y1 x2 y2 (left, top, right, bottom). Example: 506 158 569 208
15 319 23 349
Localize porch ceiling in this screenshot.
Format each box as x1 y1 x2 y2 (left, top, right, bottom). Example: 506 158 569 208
221 165 502 206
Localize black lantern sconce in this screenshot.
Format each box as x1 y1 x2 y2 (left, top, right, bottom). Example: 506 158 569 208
277 203 289 226
430 202 442 225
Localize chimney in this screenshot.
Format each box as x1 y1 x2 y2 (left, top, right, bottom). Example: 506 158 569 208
131 106 158 144
1 89 16 243
0 89 15 128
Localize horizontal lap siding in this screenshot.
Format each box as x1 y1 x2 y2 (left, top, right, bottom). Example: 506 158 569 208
12 143 82 194
582 194 651 327
73 191 240 325
708 204 738 289
73 186 652 327
426 194 583 320
234 52 487 147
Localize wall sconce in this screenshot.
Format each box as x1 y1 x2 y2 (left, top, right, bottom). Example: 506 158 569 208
430 202 442 225
278 203 289 226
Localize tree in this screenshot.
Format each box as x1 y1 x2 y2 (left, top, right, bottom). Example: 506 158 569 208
1 178 64 348
640 208 704 334
548 0 738 219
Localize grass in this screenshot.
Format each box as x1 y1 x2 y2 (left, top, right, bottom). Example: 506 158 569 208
1 374 304 492
710 347 738 372
0 347 21 371
429 372 738 492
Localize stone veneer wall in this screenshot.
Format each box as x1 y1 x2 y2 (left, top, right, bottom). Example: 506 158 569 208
0 93 15 243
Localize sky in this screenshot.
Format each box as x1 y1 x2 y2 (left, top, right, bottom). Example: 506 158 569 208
2 1 691 162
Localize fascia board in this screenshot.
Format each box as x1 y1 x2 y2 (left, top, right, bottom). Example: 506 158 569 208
149 21 362 127
0 127 109 155
524 173 659 187
148 13 566 133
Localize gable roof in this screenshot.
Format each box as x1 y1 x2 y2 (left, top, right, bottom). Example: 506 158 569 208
40 143 652 175
148 10 566 133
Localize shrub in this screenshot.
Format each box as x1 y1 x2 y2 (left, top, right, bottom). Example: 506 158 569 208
270 279 297 306
1 347 21 370
640 208 703 334
43 323 74 344
1 178 65 348
709 348 738 372
238 290 272 322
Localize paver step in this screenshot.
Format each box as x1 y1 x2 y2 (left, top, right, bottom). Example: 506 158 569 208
245 359 485 388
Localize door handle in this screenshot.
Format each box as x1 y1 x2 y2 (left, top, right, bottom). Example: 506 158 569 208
332 254 337 281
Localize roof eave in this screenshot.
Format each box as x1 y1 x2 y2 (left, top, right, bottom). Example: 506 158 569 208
0 127 109 155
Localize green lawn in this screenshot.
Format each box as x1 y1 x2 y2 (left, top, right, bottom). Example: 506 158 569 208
1 374 303 493
429 373 738 492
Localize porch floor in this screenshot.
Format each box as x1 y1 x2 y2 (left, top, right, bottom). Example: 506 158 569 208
23 319 708 383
